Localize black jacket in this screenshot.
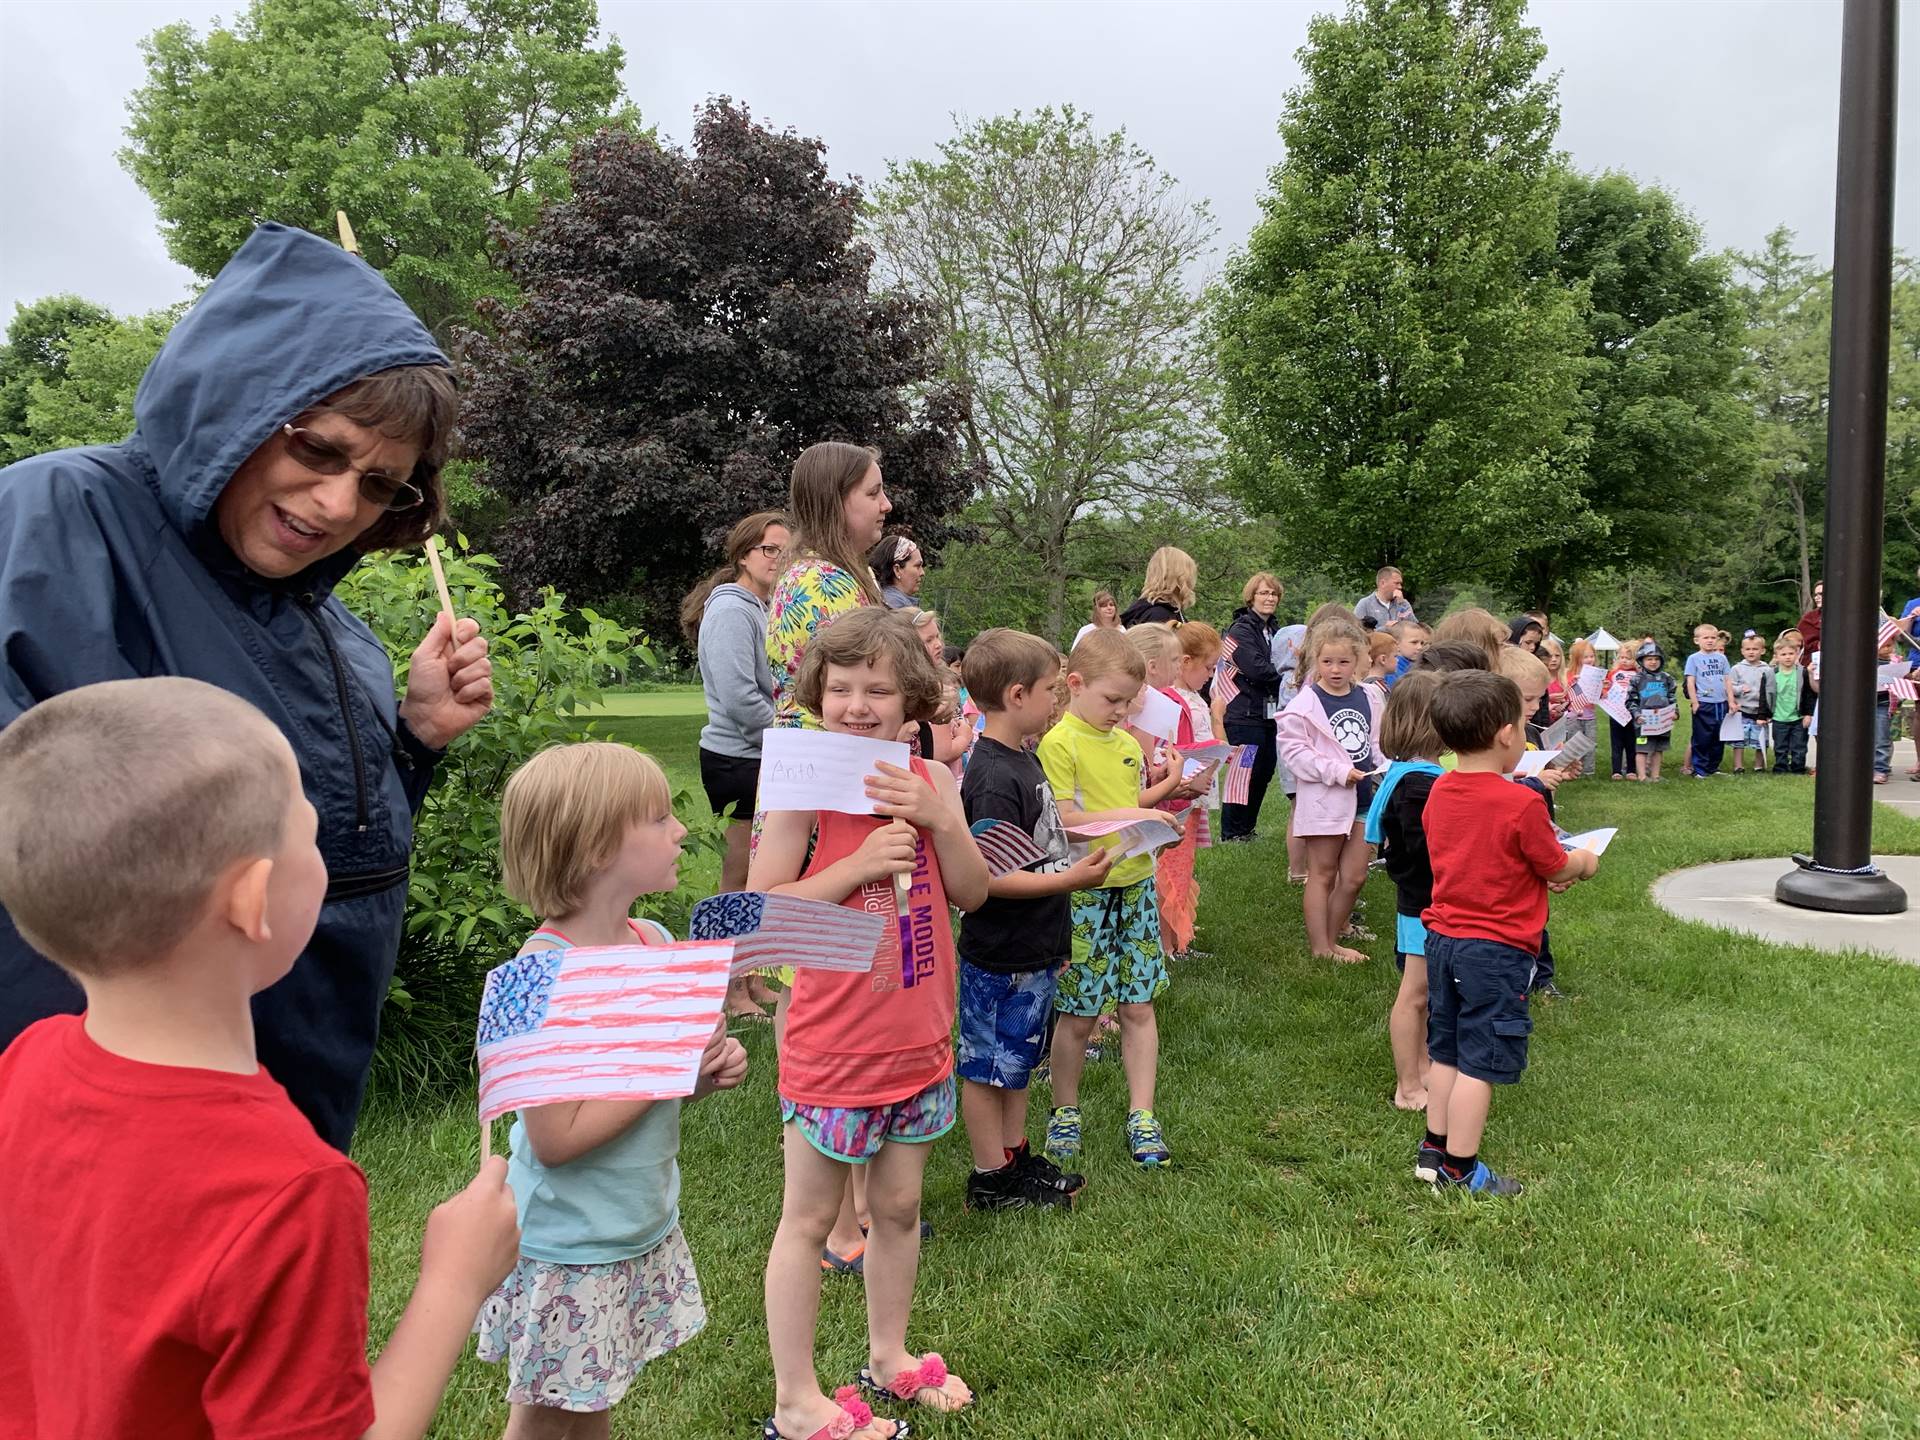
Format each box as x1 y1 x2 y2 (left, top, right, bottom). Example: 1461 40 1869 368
1221 606 1281 727
1120 595 1183 627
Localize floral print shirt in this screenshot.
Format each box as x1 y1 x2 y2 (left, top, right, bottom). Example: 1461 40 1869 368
766 557 872 728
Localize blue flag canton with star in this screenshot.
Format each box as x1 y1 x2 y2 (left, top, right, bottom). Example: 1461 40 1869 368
476 949 564 1045
690 891 769 941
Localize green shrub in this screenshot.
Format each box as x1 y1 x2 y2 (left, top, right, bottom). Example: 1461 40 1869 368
339 539 726 1098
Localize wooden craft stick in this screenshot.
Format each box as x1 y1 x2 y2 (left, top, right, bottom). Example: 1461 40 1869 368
336 210 361 255
424 534 457 632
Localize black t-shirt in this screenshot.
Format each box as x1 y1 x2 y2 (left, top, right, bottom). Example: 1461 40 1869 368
958 737 1073 973
1314 682 1376 806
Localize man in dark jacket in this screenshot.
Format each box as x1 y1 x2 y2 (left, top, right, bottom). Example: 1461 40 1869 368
0 224 494 1149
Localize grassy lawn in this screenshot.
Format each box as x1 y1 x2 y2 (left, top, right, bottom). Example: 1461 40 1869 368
356 697 1920 1438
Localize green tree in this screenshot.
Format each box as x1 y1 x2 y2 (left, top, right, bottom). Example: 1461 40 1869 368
0 296 113 462
1494 170 1756 609
120 0 628 337
1735 227 1830 612
13 310 179 455
868 107 1218 639
1217 0 1587 593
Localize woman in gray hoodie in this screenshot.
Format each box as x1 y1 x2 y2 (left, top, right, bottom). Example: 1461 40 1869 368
680 510 790 1016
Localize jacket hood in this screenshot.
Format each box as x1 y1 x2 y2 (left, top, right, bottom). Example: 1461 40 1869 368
708 581 768 615
1638 641 1666 663
1509 615 1544 645
133 223 447 566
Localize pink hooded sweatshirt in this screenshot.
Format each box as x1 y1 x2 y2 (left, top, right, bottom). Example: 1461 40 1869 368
1277 684 1383 836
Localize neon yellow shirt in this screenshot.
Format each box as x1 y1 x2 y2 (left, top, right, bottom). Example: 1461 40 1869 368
1038 711 1153 888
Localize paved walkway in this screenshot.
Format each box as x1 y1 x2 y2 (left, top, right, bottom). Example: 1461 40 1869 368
1650 736 1920 965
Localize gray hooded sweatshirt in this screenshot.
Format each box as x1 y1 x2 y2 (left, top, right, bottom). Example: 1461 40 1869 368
698 582 776 757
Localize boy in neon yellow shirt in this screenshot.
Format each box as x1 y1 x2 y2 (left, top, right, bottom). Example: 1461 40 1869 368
1037 630 1200 1168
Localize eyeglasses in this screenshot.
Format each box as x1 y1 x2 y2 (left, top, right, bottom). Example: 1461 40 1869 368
281 425 423 512
749 543 784 559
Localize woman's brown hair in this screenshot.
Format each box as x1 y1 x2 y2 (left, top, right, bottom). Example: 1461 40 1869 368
781 441 885 606
678 509 789 646
317 365 460 551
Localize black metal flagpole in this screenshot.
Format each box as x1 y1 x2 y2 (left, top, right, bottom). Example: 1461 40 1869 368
1778 0 1907 914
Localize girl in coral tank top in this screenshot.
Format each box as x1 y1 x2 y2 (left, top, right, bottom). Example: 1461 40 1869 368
749 609 988 1440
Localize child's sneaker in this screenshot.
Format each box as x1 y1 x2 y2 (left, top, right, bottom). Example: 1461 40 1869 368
1433 1159 1523 1197
1015 1141 1085 1196
1126 1108 1171 1167
965 1163 1072 1212
1044 1106 1083 1168
1414 1139 1445 1184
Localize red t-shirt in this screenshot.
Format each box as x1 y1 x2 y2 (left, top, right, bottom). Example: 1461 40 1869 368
1420 771 1569 952
0 1016 375 1439
779 759 957 1108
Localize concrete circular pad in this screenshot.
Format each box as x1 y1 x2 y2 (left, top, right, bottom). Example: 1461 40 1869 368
1651 856 1920 966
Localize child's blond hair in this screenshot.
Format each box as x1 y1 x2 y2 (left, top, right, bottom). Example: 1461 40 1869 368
501 743 673 918
1067 628 1146 685
1496 644 1550 691
1304 613 1366 676
1125 622 1181 667
0 677 292 977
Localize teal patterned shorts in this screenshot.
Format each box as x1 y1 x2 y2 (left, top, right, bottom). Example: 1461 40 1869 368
1054 877 1169 1016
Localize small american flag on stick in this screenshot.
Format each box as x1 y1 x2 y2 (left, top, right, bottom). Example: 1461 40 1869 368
969 818 1050 876
1880 617 1906 649
476 941 732 1123
1214 655 1240 706
689 892 885 975
1887 676 1917 703
1222 744 1259 806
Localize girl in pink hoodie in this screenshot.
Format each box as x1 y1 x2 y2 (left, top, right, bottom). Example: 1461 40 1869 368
1278 614 1381 963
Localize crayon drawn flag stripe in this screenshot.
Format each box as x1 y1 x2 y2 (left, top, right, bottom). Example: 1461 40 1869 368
689 892 885 975
476 941 732 1124
1222 744 1258 807
969 819 1050 877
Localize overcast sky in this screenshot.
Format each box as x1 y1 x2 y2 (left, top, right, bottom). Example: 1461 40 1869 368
0 0 1910 321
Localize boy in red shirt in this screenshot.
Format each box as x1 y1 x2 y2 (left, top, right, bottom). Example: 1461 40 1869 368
1419 671 1599 1196
0 678 520 1439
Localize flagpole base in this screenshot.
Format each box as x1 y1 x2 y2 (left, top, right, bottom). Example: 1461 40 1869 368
1775 854 1908 914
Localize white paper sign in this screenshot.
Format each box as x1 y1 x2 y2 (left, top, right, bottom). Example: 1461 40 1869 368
1719 708 1747 742
758 729 911 815
1560 826 1617 856
1130 686 1183 742
1181 742 1233 764
1576 664 1606 701
1639 704 1678 738
1598 672 1633 726
1511 749 1561 778
1560 729 1597 764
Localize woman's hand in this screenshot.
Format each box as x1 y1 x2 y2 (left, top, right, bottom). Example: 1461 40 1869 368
400 613 493 749
865 761 950 833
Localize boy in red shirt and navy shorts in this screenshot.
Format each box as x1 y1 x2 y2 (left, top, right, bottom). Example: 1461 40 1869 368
1419 671 1600 1197
0 678 519 1439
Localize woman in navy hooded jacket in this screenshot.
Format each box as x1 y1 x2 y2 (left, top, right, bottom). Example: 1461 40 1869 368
0 225 494 1149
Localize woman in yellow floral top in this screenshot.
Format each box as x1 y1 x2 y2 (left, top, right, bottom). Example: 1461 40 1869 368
766 441 891 727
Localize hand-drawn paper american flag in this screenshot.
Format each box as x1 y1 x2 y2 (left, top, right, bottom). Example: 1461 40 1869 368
476 941 733 1123
1214 655 1240 706
1221 743 1258 806
689 892 886 974
969 818 1051 876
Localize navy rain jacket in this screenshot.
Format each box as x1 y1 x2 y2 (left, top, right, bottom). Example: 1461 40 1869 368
0 224 450 1148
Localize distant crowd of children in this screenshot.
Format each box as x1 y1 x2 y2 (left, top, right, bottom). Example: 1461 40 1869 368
3 567 1878 1439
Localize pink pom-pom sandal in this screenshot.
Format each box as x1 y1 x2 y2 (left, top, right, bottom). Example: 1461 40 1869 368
761 1386 909 1440
857 1352 974 1413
